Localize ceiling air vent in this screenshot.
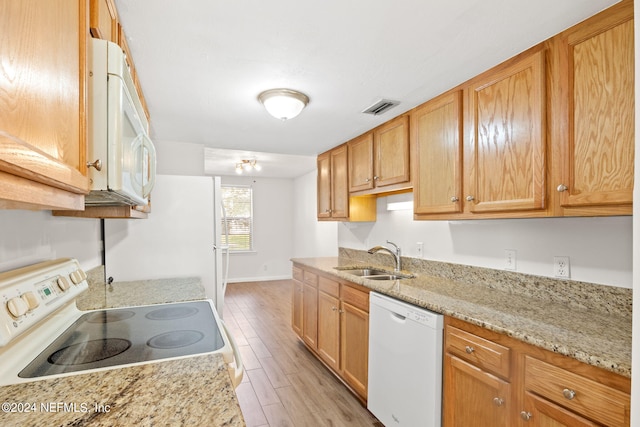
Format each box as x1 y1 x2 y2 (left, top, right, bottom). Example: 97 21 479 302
361 99 400 116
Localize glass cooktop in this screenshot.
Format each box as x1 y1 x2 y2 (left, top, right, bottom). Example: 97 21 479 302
19 301 225 379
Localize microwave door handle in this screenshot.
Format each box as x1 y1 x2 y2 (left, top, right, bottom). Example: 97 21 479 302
141 134 156 198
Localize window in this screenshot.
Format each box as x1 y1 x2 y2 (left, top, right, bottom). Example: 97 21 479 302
221 185 253 252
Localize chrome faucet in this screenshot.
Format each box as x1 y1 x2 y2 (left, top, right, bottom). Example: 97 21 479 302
368 240 402 271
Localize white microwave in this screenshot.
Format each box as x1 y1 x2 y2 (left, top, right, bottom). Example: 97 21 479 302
85 38 156 206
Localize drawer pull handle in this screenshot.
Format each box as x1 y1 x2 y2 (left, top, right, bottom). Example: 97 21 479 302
493 397 504 407
465 346 474 354
562 388 576 400
520 411 532 421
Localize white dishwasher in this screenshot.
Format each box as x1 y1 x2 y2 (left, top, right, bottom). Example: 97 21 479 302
368 292 443 427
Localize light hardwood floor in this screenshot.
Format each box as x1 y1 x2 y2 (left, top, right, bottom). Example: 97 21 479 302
224 280 382 427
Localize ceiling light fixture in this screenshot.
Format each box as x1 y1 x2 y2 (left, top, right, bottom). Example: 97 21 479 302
235 159 261 174
258 88 309 121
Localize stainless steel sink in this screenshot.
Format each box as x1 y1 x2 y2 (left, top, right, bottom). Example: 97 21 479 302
336 268 413 280
338 268 390 276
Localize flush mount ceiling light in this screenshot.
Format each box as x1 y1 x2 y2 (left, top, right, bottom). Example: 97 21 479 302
258 88 309 121
235 159 261 174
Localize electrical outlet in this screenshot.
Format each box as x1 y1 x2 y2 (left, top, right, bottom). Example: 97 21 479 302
417 242 424 258
554 256 570 278
504 249 517 271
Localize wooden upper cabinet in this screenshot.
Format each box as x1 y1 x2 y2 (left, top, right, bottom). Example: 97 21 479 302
330 146 349 218
552 0 634 215
0 0 89 210
317 145 349 220
374 115 410 188
348 115 411 194
317 152 332 219
348 133 375 192
318 145 376 222
412 91 463 216
465 48 547 214
89 0 118 43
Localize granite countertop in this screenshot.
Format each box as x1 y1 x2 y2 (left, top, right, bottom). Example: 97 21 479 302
0 354 243 427
291 256 632 378
1 276 245 427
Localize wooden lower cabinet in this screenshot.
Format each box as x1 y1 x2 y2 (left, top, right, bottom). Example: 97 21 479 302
291 264 370 402
317 288 340 371
444 354 511 427
340 298 369 399
291 269 303 338
444 317 630 427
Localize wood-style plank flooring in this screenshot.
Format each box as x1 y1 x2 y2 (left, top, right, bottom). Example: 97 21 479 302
224 280 382 427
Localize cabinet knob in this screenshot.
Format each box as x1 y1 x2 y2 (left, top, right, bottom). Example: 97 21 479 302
365 178 371 183
332 306 338 312
465 346 474 354
557 184 568 192
325 208 332 213
373 176 379 181
451 196 459 202
520 411 532 421
87 159 103 171
466 195 475 202
562 388 576 400
492 397 504 407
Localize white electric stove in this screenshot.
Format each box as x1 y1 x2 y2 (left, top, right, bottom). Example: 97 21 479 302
0 258 242 387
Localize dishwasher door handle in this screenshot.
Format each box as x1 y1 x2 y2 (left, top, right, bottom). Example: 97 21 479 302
390 312 407 323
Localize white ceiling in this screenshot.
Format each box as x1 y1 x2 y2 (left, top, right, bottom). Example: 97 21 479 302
114 0 619 178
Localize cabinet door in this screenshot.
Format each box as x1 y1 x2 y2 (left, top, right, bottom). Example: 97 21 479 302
348 133 374 192
522 392 600 427
340 301 368 400
291 280 303 338
374 115 410 187
302 283 318 349
413 91 463 215
443 354 510 427
0 0 89 210
330 145 349 219
317 152 332 218
317 291 340 371
89 0 118 42
466 49 546 214
554 2 633 213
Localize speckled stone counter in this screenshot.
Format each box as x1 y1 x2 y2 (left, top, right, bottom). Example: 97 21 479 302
291 254 632 378
0 354 243 427
1 276 245 427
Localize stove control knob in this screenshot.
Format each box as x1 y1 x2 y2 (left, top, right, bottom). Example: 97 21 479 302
7 297 29 318
69 269 87 285
21 291 40 311
57 276 71 292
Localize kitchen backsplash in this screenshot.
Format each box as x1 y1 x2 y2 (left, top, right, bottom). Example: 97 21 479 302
338 247 632 318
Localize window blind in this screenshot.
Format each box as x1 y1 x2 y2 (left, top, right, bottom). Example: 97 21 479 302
221 185 253 252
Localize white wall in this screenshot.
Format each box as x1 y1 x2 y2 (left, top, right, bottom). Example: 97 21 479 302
338 194 633 288
0 210 102 273
222 175 294 282
292 170 338 258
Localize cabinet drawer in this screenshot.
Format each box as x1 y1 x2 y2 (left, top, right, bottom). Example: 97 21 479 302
341 284 369 311
292 266 303 282
303 270 318 287
318 276 339 297
524 356 630 427
445 326 510 379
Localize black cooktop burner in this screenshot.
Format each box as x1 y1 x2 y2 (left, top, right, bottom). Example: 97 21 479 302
145 305 198 320
85 310 135 323
19 301 224 379
147 330 204 349
49 339 132 365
